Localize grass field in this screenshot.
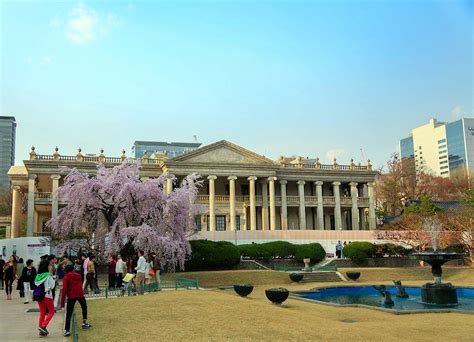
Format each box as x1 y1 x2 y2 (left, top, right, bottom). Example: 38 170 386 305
79 267 474 342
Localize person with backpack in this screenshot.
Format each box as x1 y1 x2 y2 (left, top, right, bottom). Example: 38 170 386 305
22 259 37 304
34 259 56 337
61 264 91 337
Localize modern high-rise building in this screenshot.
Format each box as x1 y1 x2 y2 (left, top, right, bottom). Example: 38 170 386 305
0 116 16 189
133 141 201 159
400 118 474 177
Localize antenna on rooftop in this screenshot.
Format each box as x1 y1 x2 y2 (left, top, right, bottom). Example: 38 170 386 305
193 135 198 143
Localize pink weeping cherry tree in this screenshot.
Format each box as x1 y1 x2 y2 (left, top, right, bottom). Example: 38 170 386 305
46 160 202 270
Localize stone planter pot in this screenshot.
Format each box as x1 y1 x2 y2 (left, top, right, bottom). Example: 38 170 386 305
233 284 254 297
346 271 361 281
289 273 304 283
303 258 311 270
265 288 290 304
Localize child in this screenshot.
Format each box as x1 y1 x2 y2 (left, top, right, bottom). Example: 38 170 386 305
34 260 56 337
22 259 37 304
61 265 91 337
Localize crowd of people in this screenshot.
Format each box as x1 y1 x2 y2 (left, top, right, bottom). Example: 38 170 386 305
1 249 162 338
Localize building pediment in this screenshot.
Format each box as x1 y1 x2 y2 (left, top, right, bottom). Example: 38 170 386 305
171 140 275 165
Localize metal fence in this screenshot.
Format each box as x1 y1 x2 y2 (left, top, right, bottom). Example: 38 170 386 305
84 277 199 299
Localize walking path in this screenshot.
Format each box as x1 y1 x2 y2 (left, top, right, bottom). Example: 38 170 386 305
0 286 64 341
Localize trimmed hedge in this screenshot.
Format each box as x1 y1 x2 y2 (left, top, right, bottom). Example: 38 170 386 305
294 243 326 263
374 243 411 257
343 242 376 263
185 240 240 271
238 241 296 260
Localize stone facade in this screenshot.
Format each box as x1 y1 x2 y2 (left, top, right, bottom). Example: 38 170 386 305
7 140 377 238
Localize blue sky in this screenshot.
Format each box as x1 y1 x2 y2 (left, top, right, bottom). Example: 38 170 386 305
1 0 472 169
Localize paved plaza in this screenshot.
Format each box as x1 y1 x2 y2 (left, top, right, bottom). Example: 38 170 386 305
0 288 64 341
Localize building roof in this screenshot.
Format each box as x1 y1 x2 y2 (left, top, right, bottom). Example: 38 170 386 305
133 141 201 148
0 116 16 121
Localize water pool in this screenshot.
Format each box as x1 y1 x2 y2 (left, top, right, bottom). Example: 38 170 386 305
292 286 474 313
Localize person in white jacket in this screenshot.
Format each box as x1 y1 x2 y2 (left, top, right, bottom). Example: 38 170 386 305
34 259 56 337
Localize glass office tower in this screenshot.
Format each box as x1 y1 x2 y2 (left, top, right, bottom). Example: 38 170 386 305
400 136 414 160
133 141 201 159
0 116 16 189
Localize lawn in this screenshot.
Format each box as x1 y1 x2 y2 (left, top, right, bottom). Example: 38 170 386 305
79 268 474 342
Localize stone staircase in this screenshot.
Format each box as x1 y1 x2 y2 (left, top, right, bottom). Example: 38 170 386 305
300 271 345 283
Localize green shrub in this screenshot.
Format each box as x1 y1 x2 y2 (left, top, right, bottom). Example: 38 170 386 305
185 240 240 271
442 243 467 254
238 241 296 260
343 242 376 263
294 243 326 263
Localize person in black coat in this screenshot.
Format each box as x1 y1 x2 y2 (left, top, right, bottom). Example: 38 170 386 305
21 259 37 304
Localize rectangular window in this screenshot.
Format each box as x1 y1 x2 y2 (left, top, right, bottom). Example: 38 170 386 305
439 155 447 159
194 216 201 231
438 139 446 144
440 160 448 165
438 144 447 149
236 216 241 230
241 184 249 196
440 165 449 170
441 171 449 175
439 150 447 154
206 215 227 231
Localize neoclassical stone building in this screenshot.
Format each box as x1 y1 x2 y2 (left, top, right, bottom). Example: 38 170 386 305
7 140 377 239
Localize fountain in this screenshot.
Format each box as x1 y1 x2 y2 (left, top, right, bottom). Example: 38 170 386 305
373 285 394 305
412 217 464 305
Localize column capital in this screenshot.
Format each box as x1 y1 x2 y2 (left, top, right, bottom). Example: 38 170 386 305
297 180 306 186
12 185 22 192
227 176 237 181
268 176 277 182
332 181 341 187
247 176 257 181
279 180 288 185
50 174 61 181
314 181 324 186
28 174 37 180
349 181 358 187
207 175 217 180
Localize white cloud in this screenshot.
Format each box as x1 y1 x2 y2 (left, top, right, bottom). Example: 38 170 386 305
325 149 346 162
451 105 466 120
59 3 118 45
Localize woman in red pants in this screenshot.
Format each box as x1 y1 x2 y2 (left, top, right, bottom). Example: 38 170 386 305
34 260 56 337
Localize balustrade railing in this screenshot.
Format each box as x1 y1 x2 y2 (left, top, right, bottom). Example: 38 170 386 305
35 192 52 200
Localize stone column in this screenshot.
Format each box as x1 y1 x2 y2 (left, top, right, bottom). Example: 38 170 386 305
279 180 288 230
332 181 342 230
268 176 277 230
207 175 217 231
166 176 173 195
315 181 324 230
297 180 306 230
248 176 257 231
27 174 37 237
350 182 359 230
51 175 61 218
228 176 237 231
368 182 376 230
360 208 367 230
11 186 22 238
261 180 269 230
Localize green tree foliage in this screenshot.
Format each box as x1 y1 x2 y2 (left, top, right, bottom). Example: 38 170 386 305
404 196 443 214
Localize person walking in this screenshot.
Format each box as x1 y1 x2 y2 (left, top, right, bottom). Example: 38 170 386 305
107 256 116 289
336 241 342 259
135 250 146 293
61 265 91 337
34 259 56 337
0 255 5 290
48 255 58 300
115 254 125 288
82 254 90 290
84 255 98 293
3 255 17 300
16 258 25 298
22 259 37 304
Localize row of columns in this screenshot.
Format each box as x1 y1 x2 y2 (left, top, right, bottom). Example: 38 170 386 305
206 175 376 231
